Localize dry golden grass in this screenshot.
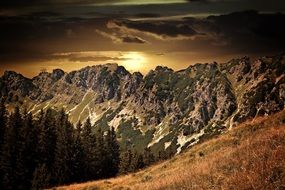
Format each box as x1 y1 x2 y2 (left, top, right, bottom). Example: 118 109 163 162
56 110 285 190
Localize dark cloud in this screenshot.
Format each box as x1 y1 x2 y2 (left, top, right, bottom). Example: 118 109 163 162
108 20 201 40
1 0 285 20
188 0 285 3
0 10 285 65
104 11 285 53
0 0 186 8
133 13 161 18
96 29 147 44
121 35 147 44
0 0 116 7
201 10 285 52
0 15 110 62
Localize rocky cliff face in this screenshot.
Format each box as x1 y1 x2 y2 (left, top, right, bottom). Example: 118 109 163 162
1 54 284 154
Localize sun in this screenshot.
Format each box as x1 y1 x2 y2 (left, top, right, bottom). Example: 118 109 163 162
121 52 146 72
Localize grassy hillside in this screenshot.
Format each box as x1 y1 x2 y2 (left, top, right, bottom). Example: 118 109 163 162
56 110 285 190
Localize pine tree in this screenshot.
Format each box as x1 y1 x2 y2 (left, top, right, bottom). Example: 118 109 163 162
81 117 97 180
53 109 74 185
136 154 145 170
37 108 57 185
119 149 133 174
31 164 51 190
71 121 85 182
21 111 38 189
130 152 145 171
0 98 7 189
143 147 155 166
1 107 23 189
95 127 107 178
158 150 167 161
104 127 120 178
0 98 7 150
0 106 124 188
14 108 37 190
33 109 44 167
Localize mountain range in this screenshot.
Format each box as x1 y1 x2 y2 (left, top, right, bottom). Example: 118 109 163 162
0 53 284 154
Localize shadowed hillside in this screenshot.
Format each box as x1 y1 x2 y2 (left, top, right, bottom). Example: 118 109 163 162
56 110 285 190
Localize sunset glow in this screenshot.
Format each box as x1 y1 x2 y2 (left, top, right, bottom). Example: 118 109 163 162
0 0 284 77
121 52 146 72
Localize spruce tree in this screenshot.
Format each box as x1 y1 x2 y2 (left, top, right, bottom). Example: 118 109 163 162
31 164 51 190
14 109 36 190
104 127 120 177
0 98 7 189
130 152 145 171
53 109 74 185
37 108 57 184
81 117 97 180
0 106 124 188
71 121 85 182
143 148 155 166
0 98 7 150
119 149 133 174
1 107 23 189
158 150 167 161
95 127 106 178
21 111 38 189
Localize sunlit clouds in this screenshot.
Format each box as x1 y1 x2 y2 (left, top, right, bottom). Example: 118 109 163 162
0 0 285 78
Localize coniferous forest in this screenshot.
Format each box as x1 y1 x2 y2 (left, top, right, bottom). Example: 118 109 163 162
0 99 159 190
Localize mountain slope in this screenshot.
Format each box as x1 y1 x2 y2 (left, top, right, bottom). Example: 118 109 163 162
56 110 285 190
0 54 284 153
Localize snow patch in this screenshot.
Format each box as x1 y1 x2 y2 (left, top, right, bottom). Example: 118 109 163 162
108 115 122 130
164 141 171 150
148 134 166 148
147 121 169 148
108 107 143 130
176 129 205 154
88 106 101 125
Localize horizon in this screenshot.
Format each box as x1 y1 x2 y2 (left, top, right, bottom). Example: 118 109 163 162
0 51 280 78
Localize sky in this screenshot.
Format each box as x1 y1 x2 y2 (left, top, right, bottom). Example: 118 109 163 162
0 0 285 77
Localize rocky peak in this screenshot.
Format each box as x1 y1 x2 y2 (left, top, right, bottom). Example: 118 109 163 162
154 66 173 73
1 71 36 101
133 72 143 79
103 63 119 72
115 65 130 77
3 71 25 81
52 69 65 81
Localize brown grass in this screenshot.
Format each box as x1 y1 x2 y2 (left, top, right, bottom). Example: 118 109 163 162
56 110 285 190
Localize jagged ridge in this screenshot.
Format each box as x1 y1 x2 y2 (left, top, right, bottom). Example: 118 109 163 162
0 54 284 154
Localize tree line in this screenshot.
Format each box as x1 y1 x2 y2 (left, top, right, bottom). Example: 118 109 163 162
0 100 171 189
